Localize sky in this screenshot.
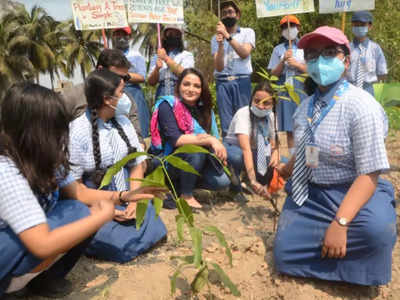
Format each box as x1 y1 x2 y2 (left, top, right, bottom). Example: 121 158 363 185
16 0 73 21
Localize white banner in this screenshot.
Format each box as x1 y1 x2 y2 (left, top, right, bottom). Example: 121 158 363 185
255 0 315 18
127 0 184 24
71 0 128 30
319 0 375 14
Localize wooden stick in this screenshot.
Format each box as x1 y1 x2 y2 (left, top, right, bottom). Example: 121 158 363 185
287 16 292 49
102 28 108 49
341 12 346 32
157 23 161 49
218 0 221 19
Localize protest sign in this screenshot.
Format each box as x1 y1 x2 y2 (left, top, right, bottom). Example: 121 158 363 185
127 0 184 24
71 0 128 30
255 0 315 18
319 0 375 14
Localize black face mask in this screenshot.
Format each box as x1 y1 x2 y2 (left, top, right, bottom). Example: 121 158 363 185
113 37 130 51
222 17 237 28
163 37 181 49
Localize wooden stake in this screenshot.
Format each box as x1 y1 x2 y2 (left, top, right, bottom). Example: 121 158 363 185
341 12 346 32
102 28 108 48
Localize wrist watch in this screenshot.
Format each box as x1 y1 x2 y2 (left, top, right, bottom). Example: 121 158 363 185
226 35 233 42
334 216 348 227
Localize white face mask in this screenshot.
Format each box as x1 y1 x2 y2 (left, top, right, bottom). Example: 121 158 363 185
108 93 132 116
282 27 299 41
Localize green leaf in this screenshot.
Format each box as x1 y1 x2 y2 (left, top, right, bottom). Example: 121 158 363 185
385 99 400 108
173 144 210 155
191 265 209 293
204 226 232 266
211 263 241 297
144 166 166 186
285 83 300 105
270 75 279 81
189 227 203 268
175 214 185 242
166 155 200 176
135 199 149 230
177 197 194 226
153 197 163 217
170 265 182 295
99 152 149 189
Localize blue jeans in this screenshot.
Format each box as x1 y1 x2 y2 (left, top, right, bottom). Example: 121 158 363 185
216 76 252 137
167 153 230 196
124 84 150 137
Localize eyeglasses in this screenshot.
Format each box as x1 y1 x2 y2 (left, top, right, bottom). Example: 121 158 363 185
304 46 345 61
221 9 236 17
118 73 131 83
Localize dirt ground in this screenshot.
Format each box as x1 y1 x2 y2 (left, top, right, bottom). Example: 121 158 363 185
23 131 400 300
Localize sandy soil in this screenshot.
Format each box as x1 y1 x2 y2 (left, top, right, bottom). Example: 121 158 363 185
20 131 400 300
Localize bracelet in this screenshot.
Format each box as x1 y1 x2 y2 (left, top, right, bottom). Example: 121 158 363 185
227 35 233 42
118 190 127 205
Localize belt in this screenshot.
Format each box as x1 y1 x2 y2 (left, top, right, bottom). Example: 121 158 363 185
215 74 250 81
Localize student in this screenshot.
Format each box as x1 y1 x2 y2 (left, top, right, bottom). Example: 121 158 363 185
268 15 307 156
347 11 387 96
68 69 167 263
224 82 279 198
61 48 144 144
112 27 151 137
211 0 255 137
0 83 162 298
147 24 195 100
150 68 230 208
274 26 396 286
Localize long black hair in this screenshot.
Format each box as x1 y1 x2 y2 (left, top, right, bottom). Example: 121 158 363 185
84 69 136 187
175 68 213 133
249 81 277 148
0 83 70 195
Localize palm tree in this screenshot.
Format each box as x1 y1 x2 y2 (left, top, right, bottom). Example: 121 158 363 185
2 5 56 84
0 17 35 100
62 20 103 80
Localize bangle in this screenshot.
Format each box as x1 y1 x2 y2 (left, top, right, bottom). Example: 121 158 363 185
227 35 233 42
119 190 127 204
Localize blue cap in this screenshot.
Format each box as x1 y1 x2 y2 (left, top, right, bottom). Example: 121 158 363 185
351 11 373 23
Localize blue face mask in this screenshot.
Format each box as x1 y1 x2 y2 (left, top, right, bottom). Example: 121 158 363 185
306 56 345 87
250 105 272 118
113 93 132 116
352 26 369 38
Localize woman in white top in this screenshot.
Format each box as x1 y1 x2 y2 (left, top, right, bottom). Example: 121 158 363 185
224 81 279 197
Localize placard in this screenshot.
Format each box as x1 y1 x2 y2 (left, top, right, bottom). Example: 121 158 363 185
255 0 315 18
127 0 184 24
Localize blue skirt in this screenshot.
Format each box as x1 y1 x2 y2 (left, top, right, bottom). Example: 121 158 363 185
85 202 167 263
0 200 90 296
124 84 150 138
274 178 397 285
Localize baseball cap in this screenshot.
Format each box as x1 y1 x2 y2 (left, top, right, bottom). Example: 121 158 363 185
298 26 351 53
163 24 184 35
280 15 300 26
351 11 373 23
214 0 241 15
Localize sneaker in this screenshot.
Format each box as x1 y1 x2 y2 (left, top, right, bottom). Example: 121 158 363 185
162 194 177 209
233 192 249 203
27 277 73 298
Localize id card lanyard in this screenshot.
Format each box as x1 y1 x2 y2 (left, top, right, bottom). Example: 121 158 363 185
285 43 297 85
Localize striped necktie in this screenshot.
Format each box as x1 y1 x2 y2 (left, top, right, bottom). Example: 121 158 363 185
109 127 129 191
256 122 269 176
291 100 323 206
356 44 366 89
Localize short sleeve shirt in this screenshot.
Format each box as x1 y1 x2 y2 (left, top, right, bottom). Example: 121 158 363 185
68 112 145 184
0 156 74 234
124 49 147 79
211 27 255 76
224 106 276 148
348 39 387 84
267 41 305 79
148 50 195 82
293 81 389 185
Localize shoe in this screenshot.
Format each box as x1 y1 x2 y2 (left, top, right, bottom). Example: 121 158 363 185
241 182 253 195
27 277 73 298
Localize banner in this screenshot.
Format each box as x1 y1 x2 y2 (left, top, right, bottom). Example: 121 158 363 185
127 0 184 24
255 0 315 18
319 0 375 14
71 0 128 30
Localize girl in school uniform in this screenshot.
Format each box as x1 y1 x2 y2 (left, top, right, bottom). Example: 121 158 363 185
0 83 161 298
147 25 195 101
268 15 307 156
274 26 397 285
223 82 279 198
68 69 167 263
